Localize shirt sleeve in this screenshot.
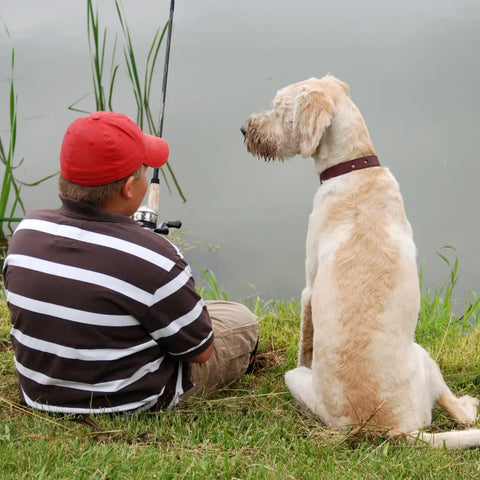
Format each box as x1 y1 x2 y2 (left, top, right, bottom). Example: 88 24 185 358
139 256 214 362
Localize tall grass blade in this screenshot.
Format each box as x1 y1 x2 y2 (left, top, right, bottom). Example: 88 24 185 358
77 1 186 202
115 1 144 126
0 26 56 254
196 267 230 301
20 172 59 187
87 0 106 110
416 246 478 345
107 37 120 111
0 41 18 238
114 0 186 202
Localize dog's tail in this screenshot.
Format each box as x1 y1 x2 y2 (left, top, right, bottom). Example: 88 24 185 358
409 429 480 449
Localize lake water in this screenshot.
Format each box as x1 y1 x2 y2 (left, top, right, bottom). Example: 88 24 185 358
0 0 479 302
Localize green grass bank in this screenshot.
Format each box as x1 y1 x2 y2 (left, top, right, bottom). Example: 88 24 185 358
1 264 480 479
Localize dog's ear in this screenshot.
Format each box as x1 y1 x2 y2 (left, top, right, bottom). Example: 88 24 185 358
293 90 334 158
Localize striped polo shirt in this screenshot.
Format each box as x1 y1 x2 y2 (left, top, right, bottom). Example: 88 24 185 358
3 196 214 414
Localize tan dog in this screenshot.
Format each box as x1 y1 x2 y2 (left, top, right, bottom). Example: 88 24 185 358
241 75 480 448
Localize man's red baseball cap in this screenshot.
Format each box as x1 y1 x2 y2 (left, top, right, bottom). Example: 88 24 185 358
60 111 169 186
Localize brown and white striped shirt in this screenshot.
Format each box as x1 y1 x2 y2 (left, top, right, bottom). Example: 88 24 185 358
3 197 214 414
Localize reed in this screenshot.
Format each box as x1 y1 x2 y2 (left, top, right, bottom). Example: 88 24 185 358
74 0 186 202
115 1 185 201
0 27 23 252
86 0 119 111
0 26 55 260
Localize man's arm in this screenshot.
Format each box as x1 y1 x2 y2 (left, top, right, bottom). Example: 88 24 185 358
189 340 214 363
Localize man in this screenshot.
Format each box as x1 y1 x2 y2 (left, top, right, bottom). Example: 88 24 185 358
3 111 258 414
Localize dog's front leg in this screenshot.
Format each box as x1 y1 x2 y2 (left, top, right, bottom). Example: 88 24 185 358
298 287 313 367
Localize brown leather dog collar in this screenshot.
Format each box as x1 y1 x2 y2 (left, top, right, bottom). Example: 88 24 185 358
320 155 381 184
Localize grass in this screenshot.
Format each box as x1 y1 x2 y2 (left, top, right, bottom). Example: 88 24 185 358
1 258 480 479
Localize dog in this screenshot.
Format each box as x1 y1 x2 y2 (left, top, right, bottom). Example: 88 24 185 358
241 75 480 448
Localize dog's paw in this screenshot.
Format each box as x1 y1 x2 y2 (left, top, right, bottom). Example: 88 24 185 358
285 367 315 414
457 395 479 423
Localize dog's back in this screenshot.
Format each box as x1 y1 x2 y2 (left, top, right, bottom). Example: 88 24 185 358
243 74 480 447
307 166 421 429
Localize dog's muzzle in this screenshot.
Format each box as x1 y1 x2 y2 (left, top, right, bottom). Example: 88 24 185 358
240 126 246 137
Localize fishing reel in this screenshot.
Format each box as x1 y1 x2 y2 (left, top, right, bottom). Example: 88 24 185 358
132 206 182 235
131 0 178 237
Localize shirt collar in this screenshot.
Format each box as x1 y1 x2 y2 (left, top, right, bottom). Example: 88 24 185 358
59 196 138 226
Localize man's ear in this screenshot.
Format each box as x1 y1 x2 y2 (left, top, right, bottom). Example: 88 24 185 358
120 176 135 200
293 89 334 158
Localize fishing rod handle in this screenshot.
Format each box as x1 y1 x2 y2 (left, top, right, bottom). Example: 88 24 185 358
146 180 160 213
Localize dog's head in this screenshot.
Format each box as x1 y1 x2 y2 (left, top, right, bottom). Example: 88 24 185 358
241 75 353 161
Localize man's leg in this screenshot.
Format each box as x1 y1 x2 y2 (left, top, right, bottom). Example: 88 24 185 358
183 300 259 399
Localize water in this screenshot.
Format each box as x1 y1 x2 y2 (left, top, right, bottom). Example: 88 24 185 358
0 0 479 302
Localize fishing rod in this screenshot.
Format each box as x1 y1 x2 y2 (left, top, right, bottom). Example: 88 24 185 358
133 0 180 235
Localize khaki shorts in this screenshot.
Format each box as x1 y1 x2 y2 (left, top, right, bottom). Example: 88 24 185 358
182 300 259 400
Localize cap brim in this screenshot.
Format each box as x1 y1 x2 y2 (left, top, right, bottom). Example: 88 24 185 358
144 134 169 168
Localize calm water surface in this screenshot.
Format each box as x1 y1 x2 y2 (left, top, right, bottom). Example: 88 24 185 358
0 0 479 301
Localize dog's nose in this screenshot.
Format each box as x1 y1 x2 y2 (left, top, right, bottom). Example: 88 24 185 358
240 126 246 137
